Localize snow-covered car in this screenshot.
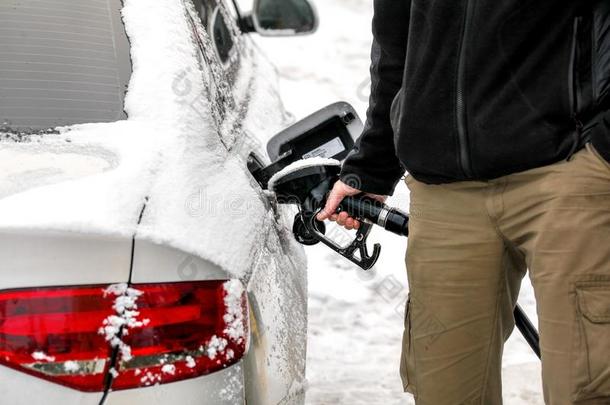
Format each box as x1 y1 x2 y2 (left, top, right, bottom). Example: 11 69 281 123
0 0 319 404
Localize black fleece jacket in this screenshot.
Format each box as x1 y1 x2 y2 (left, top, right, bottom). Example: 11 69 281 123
341 0 610 194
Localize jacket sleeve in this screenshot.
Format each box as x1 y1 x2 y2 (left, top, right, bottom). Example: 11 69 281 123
339 0 411 196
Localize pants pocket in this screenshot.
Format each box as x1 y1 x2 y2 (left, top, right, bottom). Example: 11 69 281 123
400 295 417 396
573 280 610 401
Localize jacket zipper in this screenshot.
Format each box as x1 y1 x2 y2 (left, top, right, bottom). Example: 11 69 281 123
567 16 584 159
569 17 582 118
456 0 474 178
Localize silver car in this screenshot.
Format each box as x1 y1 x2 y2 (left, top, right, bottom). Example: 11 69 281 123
0 0 319 403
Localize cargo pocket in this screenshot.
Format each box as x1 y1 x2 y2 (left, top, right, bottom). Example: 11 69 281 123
573 281 610 401
400 295 417 396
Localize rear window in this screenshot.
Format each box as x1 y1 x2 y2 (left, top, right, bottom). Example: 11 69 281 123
0 0 132 132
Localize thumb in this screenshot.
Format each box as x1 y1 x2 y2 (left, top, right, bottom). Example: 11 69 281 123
366 193 388 203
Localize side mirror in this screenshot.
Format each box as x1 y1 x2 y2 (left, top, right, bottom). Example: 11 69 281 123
246 0 318 37
248 102 363 188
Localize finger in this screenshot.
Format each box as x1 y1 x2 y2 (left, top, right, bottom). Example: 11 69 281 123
330 214 338 221
317 186 346 220
345 218 355 228
336 211 349 226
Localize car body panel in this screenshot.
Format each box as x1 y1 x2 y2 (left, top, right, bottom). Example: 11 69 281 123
0 365 103 405
103 363 244 405
130 239 229 283
0 229 132 289
243 226 308 405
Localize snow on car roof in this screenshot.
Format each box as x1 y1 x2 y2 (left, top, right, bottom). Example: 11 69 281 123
0 0 270 278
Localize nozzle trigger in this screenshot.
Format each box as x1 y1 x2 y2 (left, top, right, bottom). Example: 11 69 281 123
295 210 381 270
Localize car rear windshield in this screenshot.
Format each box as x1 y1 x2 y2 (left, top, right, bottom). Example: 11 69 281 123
0 0 132 132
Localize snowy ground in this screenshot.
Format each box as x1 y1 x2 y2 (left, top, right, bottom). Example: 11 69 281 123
256 1 544 404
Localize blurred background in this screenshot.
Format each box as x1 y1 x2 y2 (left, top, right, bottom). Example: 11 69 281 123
254 1 544 403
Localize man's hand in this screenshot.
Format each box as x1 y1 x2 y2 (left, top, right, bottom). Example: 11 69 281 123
316 180 388 230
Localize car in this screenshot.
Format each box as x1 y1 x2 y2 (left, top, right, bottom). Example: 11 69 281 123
0 0 321 403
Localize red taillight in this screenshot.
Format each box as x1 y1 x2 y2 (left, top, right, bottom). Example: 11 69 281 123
0 280 248 391
109 280 248 390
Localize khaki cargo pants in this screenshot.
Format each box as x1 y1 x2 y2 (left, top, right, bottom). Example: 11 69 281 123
401 144 610 405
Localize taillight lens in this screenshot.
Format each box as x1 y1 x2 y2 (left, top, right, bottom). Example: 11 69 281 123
110 280 248 390
0 280 248 392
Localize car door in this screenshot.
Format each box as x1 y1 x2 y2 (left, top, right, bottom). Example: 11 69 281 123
190 1 309 403
99 1 257 402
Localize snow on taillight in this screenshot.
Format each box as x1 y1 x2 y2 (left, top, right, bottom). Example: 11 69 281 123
109 280 249 390
0 280 248 392
0 286 116 391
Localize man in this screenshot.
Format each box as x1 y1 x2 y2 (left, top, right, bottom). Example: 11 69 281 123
317 1 610 404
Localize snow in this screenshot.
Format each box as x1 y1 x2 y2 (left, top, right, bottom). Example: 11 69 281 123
31 351 87 377
121 0 275 278
109 367 119 378
267 157 340 191
161 364 176 375
30 351 55 362
218 366 244 402
255 0 543 403
140 371 162 386
99 283 149 363
222 280 247 343
203 280 246 361
63 361 80 373
0 120 163 237
185 355 196 369
0 0 274 279
206 335 229 360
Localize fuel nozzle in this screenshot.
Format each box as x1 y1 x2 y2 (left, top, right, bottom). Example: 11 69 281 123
267 159 409 270
336 195 409 237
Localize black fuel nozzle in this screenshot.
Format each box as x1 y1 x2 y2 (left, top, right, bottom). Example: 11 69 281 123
336 195 409 237
267 161 409 270
268 162 409 238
